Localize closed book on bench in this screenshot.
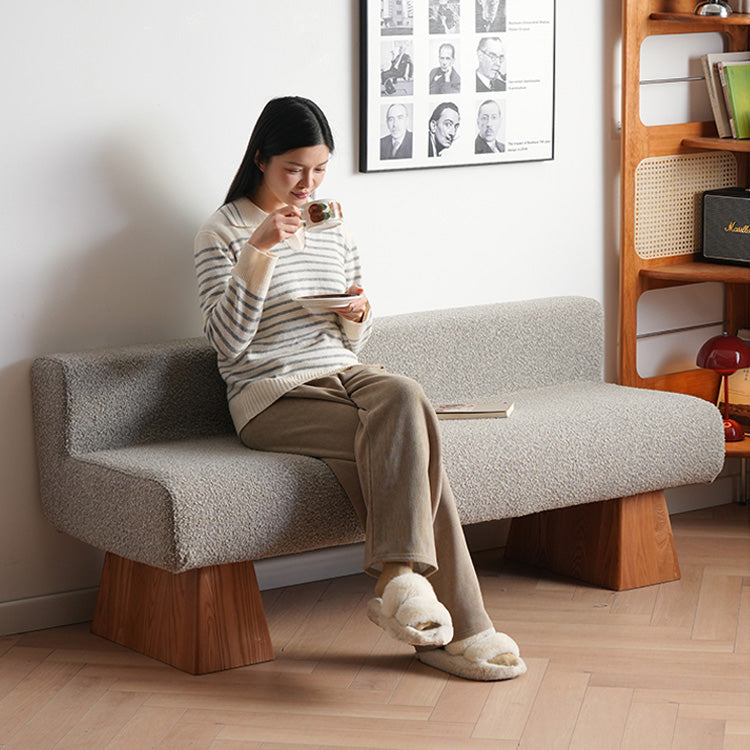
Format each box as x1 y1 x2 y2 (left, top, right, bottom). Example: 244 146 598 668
435 400 514 419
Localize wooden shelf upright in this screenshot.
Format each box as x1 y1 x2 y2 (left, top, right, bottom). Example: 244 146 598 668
619 0 750 404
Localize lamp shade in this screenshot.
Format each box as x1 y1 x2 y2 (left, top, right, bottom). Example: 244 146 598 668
696 334 750 374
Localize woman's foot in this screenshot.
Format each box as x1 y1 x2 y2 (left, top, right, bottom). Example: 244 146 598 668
368 571 453 647
373 564 445 633
416 628 527 681
375 562 413 597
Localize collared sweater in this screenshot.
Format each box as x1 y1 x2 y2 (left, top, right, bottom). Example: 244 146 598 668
194 197 373 433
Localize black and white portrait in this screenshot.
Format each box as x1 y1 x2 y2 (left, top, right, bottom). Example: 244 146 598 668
429 0 460 34
380 102 414 160
476 0 506 33
429 41 461 95
474 99 505 154
428 102 461 157
475 36 506 92
380 39 414 96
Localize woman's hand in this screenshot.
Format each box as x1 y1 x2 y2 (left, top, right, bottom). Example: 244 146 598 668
248 205 302 254
334 285 369 323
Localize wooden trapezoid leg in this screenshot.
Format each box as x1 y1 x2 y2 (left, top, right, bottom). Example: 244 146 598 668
504 490 680 590
92 552 274 673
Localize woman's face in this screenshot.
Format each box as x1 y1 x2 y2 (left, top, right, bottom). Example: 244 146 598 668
255 144 330 212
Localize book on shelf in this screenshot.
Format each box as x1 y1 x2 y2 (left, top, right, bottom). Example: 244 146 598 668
434 399 514 420
719 61 750 139
701 51 750 137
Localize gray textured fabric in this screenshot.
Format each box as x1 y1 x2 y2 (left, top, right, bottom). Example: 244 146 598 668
51 339 234 454
440 381 724 521
359 296 604 402
30 296 726 573
72 438 360 571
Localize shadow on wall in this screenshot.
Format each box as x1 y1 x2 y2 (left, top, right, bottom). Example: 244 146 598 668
0 356 105 605
2 130 208 606
33 132 204 355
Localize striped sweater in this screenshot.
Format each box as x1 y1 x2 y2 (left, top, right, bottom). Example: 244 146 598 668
194 197 373 433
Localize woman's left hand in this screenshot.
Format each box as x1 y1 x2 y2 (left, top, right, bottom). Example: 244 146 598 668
333 285 368 323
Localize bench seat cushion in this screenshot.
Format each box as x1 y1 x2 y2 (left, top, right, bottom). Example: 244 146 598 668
442 380 723 522
52 379 723 573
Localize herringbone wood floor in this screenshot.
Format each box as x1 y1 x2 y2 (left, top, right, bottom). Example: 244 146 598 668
1 503 748 750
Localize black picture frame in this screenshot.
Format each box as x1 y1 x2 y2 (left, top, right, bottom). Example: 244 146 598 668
359 0 556 173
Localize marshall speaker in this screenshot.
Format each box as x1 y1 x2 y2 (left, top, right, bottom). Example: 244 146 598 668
702 187 750 266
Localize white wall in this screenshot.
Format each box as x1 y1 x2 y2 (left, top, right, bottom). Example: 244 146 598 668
0 2 728 635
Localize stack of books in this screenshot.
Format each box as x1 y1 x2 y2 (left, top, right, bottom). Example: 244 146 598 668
702 51 750 138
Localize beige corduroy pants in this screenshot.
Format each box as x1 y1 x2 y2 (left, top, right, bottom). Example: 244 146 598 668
239 364 493 642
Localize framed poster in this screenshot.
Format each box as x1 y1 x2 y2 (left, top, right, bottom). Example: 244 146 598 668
359 0 556 173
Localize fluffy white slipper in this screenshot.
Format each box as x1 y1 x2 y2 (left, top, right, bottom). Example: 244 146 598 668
417 628 527 681
367 572 453 647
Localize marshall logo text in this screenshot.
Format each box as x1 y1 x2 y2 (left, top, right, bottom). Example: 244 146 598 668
724 221 750 235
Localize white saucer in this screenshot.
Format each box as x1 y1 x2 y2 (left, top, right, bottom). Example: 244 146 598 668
294 294 360 313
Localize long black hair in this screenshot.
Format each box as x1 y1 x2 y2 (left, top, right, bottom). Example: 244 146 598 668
224 96 335 205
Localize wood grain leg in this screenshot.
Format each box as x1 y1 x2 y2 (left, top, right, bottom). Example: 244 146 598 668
504 491 680 590
91 553 274 673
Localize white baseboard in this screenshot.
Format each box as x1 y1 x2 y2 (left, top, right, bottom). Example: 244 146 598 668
2 470 740 637
255 544 365 591
0 587 98 637
665 465 739 513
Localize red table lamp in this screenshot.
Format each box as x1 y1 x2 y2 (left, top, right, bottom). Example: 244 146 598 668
696 333 750 441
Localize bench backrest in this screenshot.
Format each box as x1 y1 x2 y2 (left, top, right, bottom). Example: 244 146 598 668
32 339 233 455
360 296 603 403
31 296 603 455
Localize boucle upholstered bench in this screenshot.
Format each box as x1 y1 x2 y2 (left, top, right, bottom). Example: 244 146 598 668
30 296 725 673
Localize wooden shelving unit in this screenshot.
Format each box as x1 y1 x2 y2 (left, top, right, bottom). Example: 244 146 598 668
682 136 750 151
650 11 750 25
620 0 750 408
640 261 750 283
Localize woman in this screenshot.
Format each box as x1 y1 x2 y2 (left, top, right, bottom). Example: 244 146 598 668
194 96 525 681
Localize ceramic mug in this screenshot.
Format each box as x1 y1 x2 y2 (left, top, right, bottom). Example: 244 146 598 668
301 198 343 231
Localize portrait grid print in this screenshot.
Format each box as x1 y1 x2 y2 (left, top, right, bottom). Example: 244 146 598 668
360 0 556 172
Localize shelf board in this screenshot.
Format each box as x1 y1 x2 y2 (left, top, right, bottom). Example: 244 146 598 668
725 436 750 459
640 261 750 283
651 12 750 26
682 136 750 152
